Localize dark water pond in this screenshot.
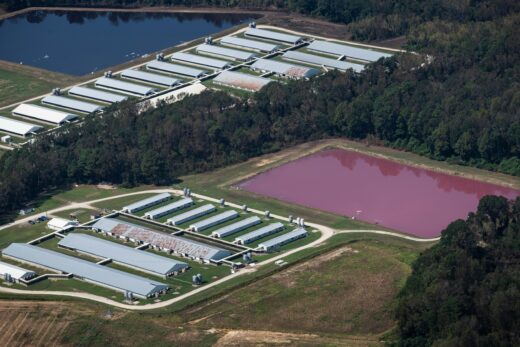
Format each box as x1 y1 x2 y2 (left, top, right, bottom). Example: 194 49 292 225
0 10 257 75
239 149 520 238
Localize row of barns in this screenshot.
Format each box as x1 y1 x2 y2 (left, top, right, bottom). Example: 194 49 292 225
120 192 309 252
0 25 394 141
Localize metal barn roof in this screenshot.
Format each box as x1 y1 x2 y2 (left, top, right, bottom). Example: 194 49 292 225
0 115 42 137
196 44 256 61
190 210 239 232
211 216 261 238
213 71 273 92
250 59 320 79
0 260 36 280
146 60 208 78
2 243 168 298
171 52 231 69
58 233 188 276
235 222 285 244
167 204 216 225
307 40 393 62
144 198 193 220
283 50 365 72
121 69 180 87
95 77 157 96
12 103 78 125
122 193 171 213
220 36 280 52
41 95 103 114
91 218 231 261
258 228 308 251
245 28 302 44
69 86 127 104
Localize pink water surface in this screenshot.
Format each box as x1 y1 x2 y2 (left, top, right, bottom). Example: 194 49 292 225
239 149 520 238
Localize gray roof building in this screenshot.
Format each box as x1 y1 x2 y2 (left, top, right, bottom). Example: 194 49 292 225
68 86 127 104
144 198 193 220
258 228 308 252
0 115 42 137
91 218 231 261
245 28 302 44
167 204 216 226
58 233 188 277
12 104 78 125
41 95 103 114
212 216 262 238
2 243 168 298
307 40 393 62
282 50 365 72
122 193 171 213
95 77 158 96
146 60 207 78
190 210 239 232
220 36 280 53
196 44 256 61
250 58 320 79
120 69 180 87
235 222 285 245
171 52 231 69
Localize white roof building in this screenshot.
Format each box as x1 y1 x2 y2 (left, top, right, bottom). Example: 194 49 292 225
245 28 303 44
0 260 36 281
47 217 78 231
12 103 78 125
0 116 42 137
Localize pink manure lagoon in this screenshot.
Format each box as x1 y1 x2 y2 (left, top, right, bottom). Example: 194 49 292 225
238 149 520 238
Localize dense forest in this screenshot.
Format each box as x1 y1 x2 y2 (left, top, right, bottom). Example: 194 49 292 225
3 0 520 40
395 195 520 346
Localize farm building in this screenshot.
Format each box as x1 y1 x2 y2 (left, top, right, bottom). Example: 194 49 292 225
146 60 208 78
282 50 365 72
190 210 239 232
234 222 285 245
41 95 103 114
47 218 78 231
122 193 171 213
167 204 216 225
0 116 42 137
258 228 308 252
120 69 180 87
245 28 302 45
307 40 393 62
2 243 169 299
213 71 273 92
68 86 127 104
95 77 158 96
12 104 78 125
0 260 37 283
58 233 189 278
220 36 279 53
211 216 262 238
91 218 232 261
144 198 193 220
196 44 256 61
171 52 231 69
250 58 320 79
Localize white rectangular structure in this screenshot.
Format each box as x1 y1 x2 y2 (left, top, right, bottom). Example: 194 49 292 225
122 193 171 213
95 77 158 96
144 198 193 220
213 71 273 92
47 218 78 231
307 40 393 62
167 204 216 225
12 104 78 125
250 58 320 79
0 260 36 282
220 36 280 53
146 60 207 78
2 243 168 298
258 228 308 252
190 210 239 232
171 52 231 69
235 222 285 245
196 44 256 61
0 115 42 137
41 95 103 114
283 50 365 72
58 233 189 277
68 86 127 104
211 216 261 238
245 28 302 44
121 69 180 87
